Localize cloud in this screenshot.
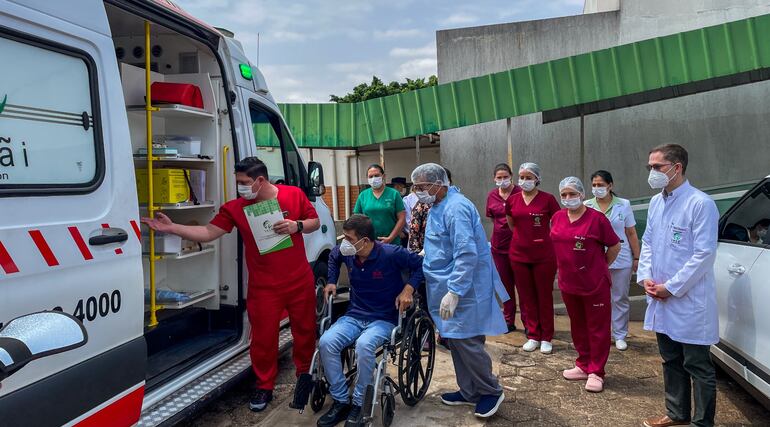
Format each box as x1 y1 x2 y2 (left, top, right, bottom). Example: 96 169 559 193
389 42 436 58
395 58 438 80
440 12 480 26
373 29 425 39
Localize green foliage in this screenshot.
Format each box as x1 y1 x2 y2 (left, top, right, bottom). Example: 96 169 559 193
330 75 438 103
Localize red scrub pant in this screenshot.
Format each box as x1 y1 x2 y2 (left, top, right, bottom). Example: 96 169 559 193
511 259 556 341
561 285 611 378
246 273 316 390
492 251 518 327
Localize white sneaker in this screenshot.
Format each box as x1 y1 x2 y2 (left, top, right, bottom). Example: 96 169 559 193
522 339 540 352
540 341 553 354
615 339 628 351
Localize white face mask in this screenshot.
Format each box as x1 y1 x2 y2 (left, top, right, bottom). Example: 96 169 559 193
648 165 678 190
238 182 261 200
561 197 583 210
519 179 536 192
368 176 383 189
495 179 512 189
592 186 609 199
340 238 364 256
758 228 768 238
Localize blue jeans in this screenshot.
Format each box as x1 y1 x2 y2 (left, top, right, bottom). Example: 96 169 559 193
318 315 395 406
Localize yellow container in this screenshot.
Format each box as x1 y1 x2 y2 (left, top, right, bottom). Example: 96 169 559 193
136 168 190 204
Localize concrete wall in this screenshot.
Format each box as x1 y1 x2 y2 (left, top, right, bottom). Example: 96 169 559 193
437 0 770 235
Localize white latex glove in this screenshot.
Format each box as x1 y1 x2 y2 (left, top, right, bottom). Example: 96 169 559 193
439 292 459 320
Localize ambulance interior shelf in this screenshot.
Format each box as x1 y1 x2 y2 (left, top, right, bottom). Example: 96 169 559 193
120 62 222 313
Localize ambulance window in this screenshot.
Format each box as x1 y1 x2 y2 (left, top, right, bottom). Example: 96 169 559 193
0 31 103 195
249 103 301 187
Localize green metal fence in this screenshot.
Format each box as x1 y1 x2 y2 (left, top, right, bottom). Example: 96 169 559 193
277 13 770 148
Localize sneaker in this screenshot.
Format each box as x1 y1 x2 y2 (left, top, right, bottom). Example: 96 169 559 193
615 339 628 351
440 391 475 406
474 393 505 418
540 341 553 354
522 339 540 352
585 374 604 392
318 401 351 427
562 366 589 381
249 389 273 412
344 405 362 427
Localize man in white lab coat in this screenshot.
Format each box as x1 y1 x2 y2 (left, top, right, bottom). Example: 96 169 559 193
638 144 719 427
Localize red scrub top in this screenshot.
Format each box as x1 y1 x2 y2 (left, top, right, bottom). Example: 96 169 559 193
550 207 620 295
486 186 521 255
505 190 560 263
210 184 319 289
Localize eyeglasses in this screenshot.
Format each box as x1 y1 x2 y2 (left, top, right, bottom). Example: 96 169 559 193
646 163 673 172
412 182 436 192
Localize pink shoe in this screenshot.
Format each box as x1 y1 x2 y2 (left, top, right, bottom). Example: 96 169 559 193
562 366 588 381
585 374 604 392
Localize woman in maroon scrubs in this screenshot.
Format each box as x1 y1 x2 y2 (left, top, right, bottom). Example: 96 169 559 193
485 163 521 332
505 162 560 354
550 177 621 393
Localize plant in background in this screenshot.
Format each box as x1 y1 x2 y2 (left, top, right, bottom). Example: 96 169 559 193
330 75 438 103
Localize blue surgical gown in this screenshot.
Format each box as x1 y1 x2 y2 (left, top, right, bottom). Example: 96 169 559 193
423 187 509 339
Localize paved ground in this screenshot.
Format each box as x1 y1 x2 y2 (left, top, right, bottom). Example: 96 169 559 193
181 314 768 427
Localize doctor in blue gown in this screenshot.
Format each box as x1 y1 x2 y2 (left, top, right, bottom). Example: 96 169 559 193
410 163 509 419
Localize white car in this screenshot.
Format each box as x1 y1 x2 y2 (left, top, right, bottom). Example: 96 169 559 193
712 176 770 408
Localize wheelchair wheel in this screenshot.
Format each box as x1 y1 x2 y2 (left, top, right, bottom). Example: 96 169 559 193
380 392 396 427
310 380 326 413
397 310 436 406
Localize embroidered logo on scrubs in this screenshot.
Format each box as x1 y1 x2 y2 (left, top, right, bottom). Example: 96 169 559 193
533 215 542 226
573 236 586 251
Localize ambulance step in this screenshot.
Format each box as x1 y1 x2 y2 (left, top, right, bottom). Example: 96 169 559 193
138 326 294 427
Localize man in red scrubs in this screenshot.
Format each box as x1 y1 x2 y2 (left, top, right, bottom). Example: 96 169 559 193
142 157 320 412
505 162 560 354
550 176 620 393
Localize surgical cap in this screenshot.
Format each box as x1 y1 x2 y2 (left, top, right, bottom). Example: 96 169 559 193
519 162 542 181
411 163 450 186
559 176 585 195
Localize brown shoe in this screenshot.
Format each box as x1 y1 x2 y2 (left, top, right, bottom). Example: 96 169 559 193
642 415 690 427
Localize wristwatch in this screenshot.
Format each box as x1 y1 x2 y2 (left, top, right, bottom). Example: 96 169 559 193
296 220 304 233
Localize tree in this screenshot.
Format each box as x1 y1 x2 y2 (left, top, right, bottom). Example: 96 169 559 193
330 75 438 103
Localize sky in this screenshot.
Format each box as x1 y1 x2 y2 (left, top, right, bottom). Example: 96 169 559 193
177 0 585 103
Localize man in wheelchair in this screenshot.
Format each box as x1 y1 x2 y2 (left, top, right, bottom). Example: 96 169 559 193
318 214 424 427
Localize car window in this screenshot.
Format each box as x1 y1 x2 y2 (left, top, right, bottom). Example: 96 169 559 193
720 180 770 246
250 105 287 184
0 31 103 194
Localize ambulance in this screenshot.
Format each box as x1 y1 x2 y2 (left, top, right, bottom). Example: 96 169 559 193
0 1 337 425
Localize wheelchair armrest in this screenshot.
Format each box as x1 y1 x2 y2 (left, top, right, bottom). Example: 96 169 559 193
319 294 335 335
390 312 405 346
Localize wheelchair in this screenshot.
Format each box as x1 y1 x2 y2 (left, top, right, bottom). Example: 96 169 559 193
291 292 436 427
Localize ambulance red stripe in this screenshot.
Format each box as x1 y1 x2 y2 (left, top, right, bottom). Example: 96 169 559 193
130 220 142 241
73 385 144 427
68 227 94 261
0 241 20 274
29 230 59 267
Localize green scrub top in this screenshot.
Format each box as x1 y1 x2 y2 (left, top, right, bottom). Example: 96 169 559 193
354 186 405 244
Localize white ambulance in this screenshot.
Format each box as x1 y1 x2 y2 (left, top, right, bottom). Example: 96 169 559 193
0 1 336 425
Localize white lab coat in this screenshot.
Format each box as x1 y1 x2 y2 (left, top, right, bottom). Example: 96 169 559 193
637 181 720 345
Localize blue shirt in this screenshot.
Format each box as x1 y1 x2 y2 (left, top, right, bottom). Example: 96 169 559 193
328 242 424 325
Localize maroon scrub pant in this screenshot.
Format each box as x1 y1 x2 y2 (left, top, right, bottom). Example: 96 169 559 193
511 259 556 342
492 251 517 326
561 285 612 377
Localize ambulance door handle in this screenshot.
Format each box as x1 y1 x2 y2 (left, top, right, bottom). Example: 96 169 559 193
89 232 128 246
727 263 746 276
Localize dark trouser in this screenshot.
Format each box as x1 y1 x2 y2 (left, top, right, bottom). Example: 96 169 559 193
656 333 716 427
446 336 503 402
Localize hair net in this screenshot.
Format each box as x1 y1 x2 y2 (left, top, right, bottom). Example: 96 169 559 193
519 162 542 181
559 176 585 195
411 163 450 186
